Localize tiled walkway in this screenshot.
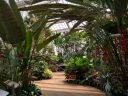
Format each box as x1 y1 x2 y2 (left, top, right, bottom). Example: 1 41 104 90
34 72 105 96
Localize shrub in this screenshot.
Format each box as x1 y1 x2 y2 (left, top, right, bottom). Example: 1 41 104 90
65 55 94 80
43 69 53 79
33 60 53 80
15 84 42 96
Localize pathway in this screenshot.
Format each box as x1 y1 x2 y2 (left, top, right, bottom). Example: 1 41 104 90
34 72 105 96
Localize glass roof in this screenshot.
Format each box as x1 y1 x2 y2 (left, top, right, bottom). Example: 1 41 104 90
16 0 82 34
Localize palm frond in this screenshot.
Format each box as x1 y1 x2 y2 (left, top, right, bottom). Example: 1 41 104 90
19 3 84 11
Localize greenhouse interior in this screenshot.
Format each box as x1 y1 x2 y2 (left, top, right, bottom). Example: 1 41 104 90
0 0 128 96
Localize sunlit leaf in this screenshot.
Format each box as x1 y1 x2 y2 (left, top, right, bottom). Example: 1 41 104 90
36 33 60 52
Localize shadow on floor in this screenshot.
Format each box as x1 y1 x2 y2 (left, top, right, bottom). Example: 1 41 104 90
35 72 105 96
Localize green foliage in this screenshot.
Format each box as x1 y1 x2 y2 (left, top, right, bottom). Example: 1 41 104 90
0 0 127 95
50 55 59 62
0 0 59 91
24 31 32 58
110 75 125 95
33 60 47 80
102 21 118 34
65 55 94 80
36 33 60 52
54 36 64 45
19 0 128 95
0 69 8 83
9 0 26 34
33 60 53 80
43 68 53 79
75 56 92 72
0 0 25 44
66 55 93 70
16 84 42 96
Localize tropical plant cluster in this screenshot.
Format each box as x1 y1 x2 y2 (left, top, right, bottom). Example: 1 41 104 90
19 0 128 95
0 0 128 96
0 0 59 95
32 58 53 80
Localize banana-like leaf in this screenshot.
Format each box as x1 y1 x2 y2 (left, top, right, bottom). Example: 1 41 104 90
30 16 48 42
33 21 46 42
36 33 60 52
9 0 26 35
24 31 32 57
0 0 25 44
30 14 49 32
30 19 43 33
30 17 46 33
65 20 84 36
